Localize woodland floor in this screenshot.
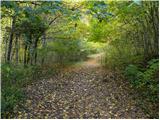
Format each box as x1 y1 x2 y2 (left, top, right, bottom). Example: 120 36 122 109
13 53 149 119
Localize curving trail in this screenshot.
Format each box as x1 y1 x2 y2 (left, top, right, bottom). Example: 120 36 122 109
13 53 148 119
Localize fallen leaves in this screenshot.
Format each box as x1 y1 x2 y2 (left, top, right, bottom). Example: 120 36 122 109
13 56 147 119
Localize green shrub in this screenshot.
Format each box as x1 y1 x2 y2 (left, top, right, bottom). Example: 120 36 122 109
104 40 143 69
124 59 159 102
38 39 90 65
1 87 25 119
84 41 106 54
1 63 58 117
124 64 143 86
124 59 159 118
1 87 24 114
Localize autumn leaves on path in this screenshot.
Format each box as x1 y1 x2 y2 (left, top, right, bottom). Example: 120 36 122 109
14 53 148 118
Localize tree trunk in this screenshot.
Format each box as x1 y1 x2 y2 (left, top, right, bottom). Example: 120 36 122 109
27 46 30 64
24 44 27 65
41 32 46 65
34 38 39 65
7 16 16 63
15 35 19 64
4 34 9 63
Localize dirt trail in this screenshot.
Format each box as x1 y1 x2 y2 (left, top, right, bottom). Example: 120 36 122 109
13 53 148 119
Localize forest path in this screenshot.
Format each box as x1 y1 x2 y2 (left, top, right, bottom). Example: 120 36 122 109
14 53 148 119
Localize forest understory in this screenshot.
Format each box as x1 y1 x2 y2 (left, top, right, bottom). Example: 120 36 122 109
1 0 159 119
11 54 149 119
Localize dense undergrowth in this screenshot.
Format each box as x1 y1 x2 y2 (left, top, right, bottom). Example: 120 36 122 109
124 59 159 118
105 48 159 118
104 42 158 118
1 63 58 118
104 44 159 118
1 40 104 118
101 1 159 117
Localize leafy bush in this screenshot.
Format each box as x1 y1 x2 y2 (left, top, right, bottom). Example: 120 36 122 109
124 59 159 102
104 38 144 69
2 64 38 86
124 64 143 86
1 63 58 117
1 87 24 115
1 64 32 116
124 59 159 117
39 39 90 65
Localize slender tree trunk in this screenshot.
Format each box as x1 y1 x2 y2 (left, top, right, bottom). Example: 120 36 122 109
27 46 30 64
15 35 19 64
4 34 9 63
30 46 33 65
7 16 16 63
11 43 16 62
24 44 27 65
18 36 21 63
34 38 39 65
41 33 46 65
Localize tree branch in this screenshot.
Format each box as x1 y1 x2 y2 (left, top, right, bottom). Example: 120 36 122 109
48 14 61 26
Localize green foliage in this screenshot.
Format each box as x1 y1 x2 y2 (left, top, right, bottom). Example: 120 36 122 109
1 1 159 118
2 64 34 86
124 64 143 86
86 1 112 22
104 40 143 69
89 22 107 42
1 63 58 116
39 39 90 65
124 59 159 117
39 39 105 66
1 87 24 114
124 59 159 102
84 41 106 54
